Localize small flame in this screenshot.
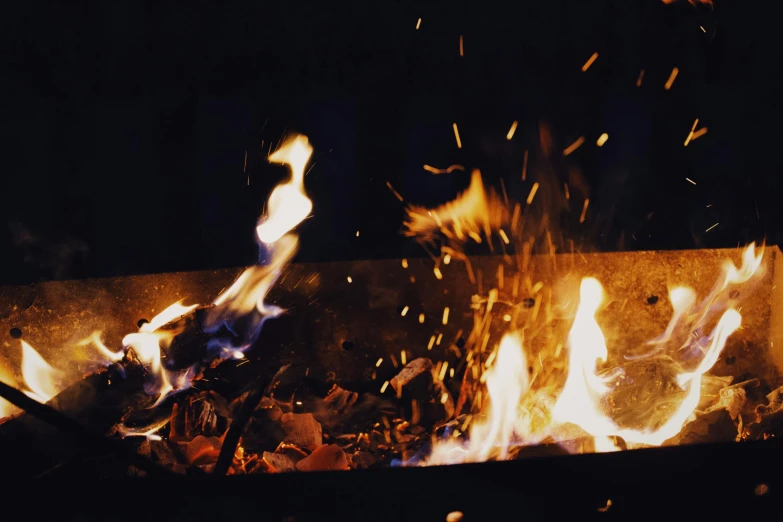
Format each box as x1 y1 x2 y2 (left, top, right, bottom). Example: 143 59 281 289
0 362 17 417
20 341 65 404
256 135 314 244
404 170 505 244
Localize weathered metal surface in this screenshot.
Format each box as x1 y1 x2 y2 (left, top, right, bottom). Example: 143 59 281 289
1 247 781 395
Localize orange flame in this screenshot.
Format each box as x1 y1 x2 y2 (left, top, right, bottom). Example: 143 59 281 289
551 244 760 448
404 170 505 244
256 135 314 244
0 362 17 418
205 133 314 357
20 341 65 404
429 333 529 464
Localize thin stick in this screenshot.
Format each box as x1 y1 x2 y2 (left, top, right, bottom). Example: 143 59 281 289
212 379 267 475
0 380 174 477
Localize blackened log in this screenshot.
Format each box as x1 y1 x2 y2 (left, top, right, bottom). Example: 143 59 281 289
0 377 173 477
663 409 738 446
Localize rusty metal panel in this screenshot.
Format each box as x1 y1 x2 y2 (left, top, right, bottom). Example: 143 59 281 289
1 246 780 392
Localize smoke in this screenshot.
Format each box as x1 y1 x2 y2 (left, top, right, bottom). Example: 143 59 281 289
8 221 88 281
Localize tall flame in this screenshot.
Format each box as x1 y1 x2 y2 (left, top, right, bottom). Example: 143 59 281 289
429 333 529 464
205 135 314 354
256 135 314 245
550 245 759 448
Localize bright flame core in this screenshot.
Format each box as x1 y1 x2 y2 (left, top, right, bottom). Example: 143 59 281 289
426 241 763 463
20 341 65 404
256 135 314 244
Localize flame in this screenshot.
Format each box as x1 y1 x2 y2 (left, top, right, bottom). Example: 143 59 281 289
429 333 529 464
20 341 65 403
0 362 17 417
122 301 200 405
256 135 314 245
550 244 760 448
205 134 313 355
404 170 505 244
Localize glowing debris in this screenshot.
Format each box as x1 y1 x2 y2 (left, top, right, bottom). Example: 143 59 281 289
452 123 462 149
581 52 599 72
526 182 540 205
596 133 609 147
579 198 590 223
664 67 679 90
386 181 404 202
506 121 518 140
423 164 465 175
563 136 585 156
692 127 708 140
503 314 512 322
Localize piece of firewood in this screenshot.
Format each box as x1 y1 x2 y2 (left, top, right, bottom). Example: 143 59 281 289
280 412 323 451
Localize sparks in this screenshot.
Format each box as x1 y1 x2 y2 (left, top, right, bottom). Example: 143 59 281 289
664 67 679 90
506 121 518 140
423 164 465 175
380 381 390 393
581 52 599 72
402 258 409 268
376 358 383 367
401 306 410 317
442 307 450 325
416 17 422 30
564 137 585 156
434 267 443 280
443 254 451 265
692 127 708 141
684 118 699 146
526 182 540 205
686 178 697 185
499 229 510 245
452 123 462 149
386 181 404 202
347 276 353 283
522 150 529 181
459 34 464 57
418 313 425 324
596 133 609 147
706 222 719 232
636 69 645 87
579 198 590 223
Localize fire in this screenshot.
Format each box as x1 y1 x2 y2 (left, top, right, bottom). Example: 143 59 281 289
0 362 17 417
404 170 505 245
429 333 529 464
205 135 314 354
20 341 65 404
409 163 765 463
256 135 314 245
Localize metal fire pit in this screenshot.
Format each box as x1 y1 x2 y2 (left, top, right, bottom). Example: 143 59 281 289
1 247 782 520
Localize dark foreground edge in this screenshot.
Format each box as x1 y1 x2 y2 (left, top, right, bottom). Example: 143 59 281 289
7 439 781 522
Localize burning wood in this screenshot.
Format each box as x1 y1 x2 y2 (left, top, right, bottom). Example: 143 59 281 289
0 132 781 479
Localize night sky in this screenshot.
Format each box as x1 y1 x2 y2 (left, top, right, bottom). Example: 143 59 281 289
1 0 781 285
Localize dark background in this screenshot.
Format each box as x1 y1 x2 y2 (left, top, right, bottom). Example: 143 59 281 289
1 0 780 286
